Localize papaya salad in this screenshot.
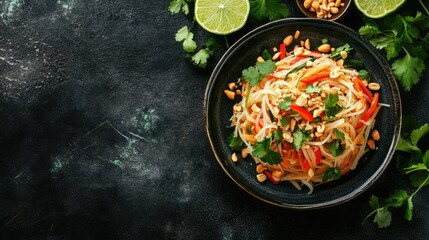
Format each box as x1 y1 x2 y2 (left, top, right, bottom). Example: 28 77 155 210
224 31 384 193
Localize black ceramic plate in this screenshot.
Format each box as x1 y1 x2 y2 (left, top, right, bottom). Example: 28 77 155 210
204 19 401 209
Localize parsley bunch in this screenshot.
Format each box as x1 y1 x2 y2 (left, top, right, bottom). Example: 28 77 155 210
364 116 429 228
359 12 429 91
169 0 289 68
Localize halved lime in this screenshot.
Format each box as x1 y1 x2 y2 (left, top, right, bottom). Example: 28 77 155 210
354 0 406 19
195 0 250 35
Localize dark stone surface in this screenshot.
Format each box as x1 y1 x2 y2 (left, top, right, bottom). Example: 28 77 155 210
0 0 427 239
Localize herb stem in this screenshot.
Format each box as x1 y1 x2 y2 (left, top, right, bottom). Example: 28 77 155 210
409 169 429 199
224 35 230 48
190 17 196 31
418 0 429 16
362 208 383 226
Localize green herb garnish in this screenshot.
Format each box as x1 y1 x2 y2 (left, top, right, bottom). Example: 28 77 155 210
227 133 245 151
252 138 282 165
322 167 341 182
359 12 429 91
326 139 344 157
363 116 429 228
292 129 310 150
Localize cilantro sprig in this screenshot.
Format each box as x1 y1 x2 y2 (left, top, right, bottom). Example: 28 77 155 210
227 133 245 151
359 12 429 91
252 138 282 165
292 129 310 150
242 60 277 87
170 0 290 68
322 167 341 182
364 116 429 228
324 93 342 120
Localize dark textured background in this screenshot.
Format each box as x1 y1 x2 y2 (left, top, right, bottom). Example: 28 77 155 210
0 0 427 239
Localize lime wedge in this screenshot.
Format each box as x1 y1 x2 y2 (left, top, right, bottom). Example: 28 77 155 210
195 0 250 35
354 0 406 19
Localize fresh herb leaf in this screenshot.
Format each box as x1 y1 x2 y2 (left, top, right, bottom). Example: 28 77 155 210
325 93 339 107
189 37 218 68
227 133 245 151
268 110 276 122
331 43 353 60
334 129 345 141
190 49 210 67
373 209 392 228
263 149 282 165
321 38 329 44
405 198 413 221
369 195 380 210
242 60 276 87
392 50 426 91
359 12 429 91
364 115 429 228
358 69 370 80
396 137 421 153
280 116 288 127
326 139 343 157
410 123 429 146
326 105 342 120
324 93 342 119
312 117 321 123
274 127 282 143
249 0 290 22
279 96 291 110
401 115 424 139
252 138 281 165
256 60 277 76
292 129 310 150
168 0 191 15
262 49 271 61
252 138 270 158
175 26 197 53
306 85 321 93
385 189 409 207
242 66 261 86
246 125 253 134
322 167 341 182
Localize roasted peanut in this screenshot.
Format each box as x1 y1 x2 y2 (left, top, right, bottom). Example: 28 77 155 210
368 83 380 91
272 169 284 178
318 43 331 53
241 148 248 158
224 90 235 100
256 164 267 173
283 35 294 46
304 39 311 50
367 139 376 150
372 130 380 141
231 153 238 162
256 173 267 182
294 30 301 39
272 52 281 60
228 82 236 90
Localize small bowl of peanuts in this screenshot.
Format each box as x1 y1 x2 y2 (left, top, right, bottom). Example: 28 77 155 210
296 0 351 21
